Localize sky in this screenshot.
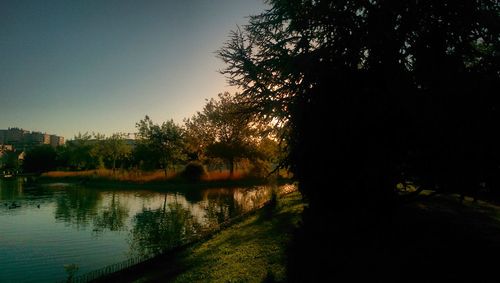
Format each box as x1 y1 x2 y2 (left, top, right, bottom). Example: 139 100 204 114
0 0 268 140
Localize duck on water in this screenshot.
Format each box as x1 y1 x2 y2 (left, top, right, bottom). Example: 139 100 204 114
1 170 16 180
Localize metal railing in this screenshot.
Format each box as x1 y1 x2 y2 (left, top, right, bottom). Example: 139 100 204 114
60 254 156 283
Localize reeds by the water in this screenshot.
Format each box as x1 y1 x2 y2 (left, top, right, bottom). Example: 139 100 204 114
42 168 250 183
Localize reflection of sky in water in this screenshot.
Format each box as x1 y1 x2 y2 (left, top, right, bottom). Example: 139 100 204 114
0 179 292 283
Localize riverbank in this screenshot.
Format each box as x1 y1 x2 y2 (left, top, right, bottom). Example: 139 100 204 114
94 190 500 282
32 170 294 191
91 191 304 283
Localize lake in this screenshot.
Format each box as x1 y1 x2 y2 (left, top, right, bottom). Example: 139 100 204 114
0 178 292 282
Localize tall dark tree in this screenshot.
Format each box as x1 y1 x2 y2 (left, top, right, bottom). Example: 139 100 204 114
219 0 499 281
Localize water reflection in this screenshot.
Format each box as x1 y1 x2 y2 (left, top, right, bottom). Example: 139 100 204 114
202 189 239 227
93 193 129 233
127 186 275 256
130 196 202 257
0 179 293 282
0 178 23 200
0 178 54 212
54 186 101 229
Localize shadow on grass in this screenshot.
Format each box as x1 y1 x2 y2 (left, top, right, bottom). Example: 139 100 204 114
286 194 500 282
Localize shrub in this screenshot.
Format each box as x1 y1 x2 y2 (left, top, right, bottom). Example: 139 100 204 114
180 162 207 182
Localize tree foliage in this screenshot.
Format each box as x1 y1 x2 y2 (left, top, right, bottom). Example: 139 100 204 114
219 0 499 280
23 145 58 173
91 133 132 172
185 92 265 176
135 116 185 176
0 149 20 171
219 0 499 202
63 132 97 170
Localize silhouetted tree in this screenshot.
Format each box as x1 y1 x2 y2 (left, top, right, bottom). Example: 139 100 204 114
0 149 20 172
219 0 499 280
131 142 158 171
23 145 57 173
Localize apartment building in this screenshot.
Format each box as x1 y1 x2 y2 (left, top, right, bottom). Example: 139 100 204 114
0 128 65 150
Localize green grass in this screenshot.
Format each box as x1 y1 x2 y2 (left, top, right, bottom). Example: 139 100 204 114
95 191 304 283
168 192 303 283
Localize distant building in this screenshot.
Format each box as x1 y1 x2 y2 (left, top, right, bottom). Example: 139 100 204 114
0 128 29 148
0 127 65 150
29 132 50 146
50 135 65 147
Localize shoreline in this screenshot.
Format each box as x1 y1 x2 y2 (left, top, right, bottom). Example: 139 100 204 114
88 190 303 283
30 174 295 191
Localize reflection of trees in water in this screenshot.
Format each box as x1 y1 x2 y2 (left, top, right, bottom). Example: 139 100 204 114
182 189 203 203
232 186 271 211
129 195 202 257
92 192 129 233
55 189 131 234
201 187 272 226
202 189 238 227
0 179 24 200
54 187 101 229
0 179 55 211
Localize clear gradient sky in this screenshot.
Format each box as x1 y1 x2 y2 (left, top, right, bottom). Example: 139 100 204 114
0 0 268 139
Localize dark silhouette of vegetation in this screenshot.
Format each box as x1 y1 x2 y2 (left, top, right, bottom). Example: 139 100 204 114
0 149 20 172
180 162 207 182
22 144 58 173
185 92 267 177
219 0 499 281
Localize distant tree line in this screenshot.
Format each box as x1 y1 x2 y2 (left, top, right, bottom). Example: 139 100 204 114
19 92 280 177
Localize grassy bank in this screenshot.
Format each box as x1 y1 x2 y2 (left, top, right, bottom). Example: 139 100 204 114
92 191 304 283
71 185 500 282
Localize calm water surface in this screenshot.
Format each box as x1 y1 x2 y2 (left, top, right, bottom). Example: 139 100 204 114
0 178 290 282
